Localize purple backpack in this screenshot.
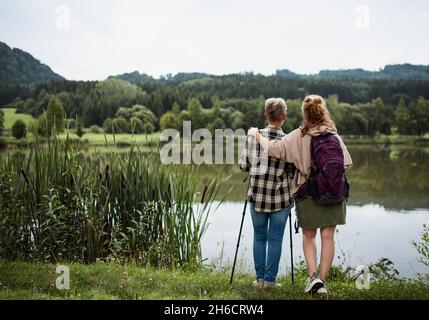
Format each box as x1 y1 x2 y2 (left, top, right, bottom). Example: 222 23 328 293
296 133 349 204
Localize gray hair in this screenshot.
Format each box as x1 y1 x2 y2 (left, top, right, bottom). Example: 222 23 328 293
264 98 287 121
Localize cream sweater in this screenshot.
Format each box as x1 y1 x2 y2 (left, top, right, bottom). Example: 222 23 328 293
258 125 353 195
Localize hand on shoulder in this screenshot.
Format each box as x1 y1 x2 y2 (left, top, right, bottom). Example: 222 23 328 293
248 127 259 137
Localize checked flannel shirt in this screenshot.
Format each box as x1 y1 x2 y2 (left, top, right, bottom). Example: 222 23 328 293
239 125 295 213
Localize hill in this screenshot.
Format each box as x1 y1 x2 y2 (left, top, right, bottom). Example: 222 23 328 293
276 64 429 80
0 41 64 86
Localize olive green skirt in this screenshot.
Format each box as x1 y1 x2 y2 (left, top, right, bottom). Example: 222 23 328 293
296 197 346 229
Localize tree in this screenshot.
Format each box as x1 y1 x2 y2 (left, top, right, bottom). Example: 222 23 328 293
142 122 155 133
159 112 172 131
82 79 147 126
66 118 76 129
37 113 48 136
130 116 144 133
57 91 74 118
414 97 429 135
89 125 102 134
11 119 27 139
395 97 413 134
112 117 130 133
108 105 157 134
207 117 226 134
46 96 65 134
150 92 165 120
103 118 113 133
230 111 244 130
33 89 51 117
116 107 133 120
160 103 183 131
75 117 84 138
130 105 157 128
187 98 206 129
361 98 391 136
339 108 368 135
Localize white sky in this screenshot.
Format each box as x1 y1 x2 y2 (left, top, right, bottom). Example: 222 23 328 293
1 0 428 80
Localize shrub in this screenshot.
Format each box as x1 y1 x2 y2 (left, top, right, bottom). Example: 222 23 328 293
90 125 102 134
103 118 113 133
46 96 65 133
112 116 130 133
11 119 27 140
130 116 144 134
66 119 76 129
413 224 429 268
76 120 84 138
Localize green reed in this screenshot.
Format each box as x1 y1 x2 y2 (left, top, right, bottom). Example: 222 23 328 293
0 131 223 268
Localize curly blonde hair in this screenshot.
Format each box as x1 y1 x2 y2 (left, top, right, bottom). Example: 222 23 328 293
300 95 336 136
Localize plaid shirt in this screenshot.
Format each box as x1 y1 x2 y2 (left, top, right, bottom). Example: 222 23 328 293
239 125 295 213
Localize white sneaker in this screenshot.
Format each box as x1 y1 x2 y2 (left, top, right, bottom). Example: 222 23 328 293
253 279 265 288
304 273 324 294
316 282 328 295
264 281 283 288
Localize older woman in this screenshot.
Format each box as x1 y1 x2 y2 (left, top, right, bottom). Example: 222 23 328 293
239 98 295 288
248 95 352 295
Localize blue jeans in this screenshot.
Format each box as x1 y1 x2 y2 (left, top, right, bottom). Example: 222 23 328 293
250 202 291 283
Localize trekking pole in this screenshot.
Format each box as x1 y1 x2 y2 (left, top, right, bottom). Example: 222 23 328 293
230 134 253 285
229 196 248 285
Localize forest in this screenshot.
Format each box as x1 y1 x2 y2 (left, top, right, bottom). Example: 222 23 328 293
1 72 429 136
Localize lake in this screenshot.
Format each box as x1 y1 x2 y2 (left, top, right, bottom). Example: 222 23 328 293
199 144 429 278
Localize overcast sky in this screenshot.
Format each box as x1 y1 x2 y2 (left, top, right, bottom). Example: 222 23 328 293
1 0 428 80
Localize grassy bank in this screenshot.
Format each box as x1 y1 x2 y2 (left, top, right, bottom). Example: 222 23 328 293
0 260 428 300
3 131 429 148
58 131 161 145
1 108 36 129
342 134 429 145
1 130 161 147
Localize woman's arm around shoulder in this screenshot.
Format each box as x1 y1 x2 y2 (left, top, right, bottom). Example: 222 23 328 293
336 134 353 169
248 127 300 163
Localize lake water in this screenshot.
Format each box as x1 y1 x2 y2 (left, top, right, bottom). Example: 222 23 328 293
199 145 429 278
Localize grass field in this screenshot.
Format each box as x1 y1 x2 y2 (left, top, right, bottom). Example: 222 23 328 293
1 108 36 129
342 134 429 144
0 260 428 300
1 108 161 146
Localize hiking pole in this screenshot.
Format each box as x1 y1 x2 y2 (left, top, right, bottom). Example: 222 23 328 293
229 196 248 285
230 135 252 285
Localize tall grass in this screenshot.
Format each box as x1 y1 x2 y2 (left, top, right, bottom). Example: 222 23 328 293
0 130 223 268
